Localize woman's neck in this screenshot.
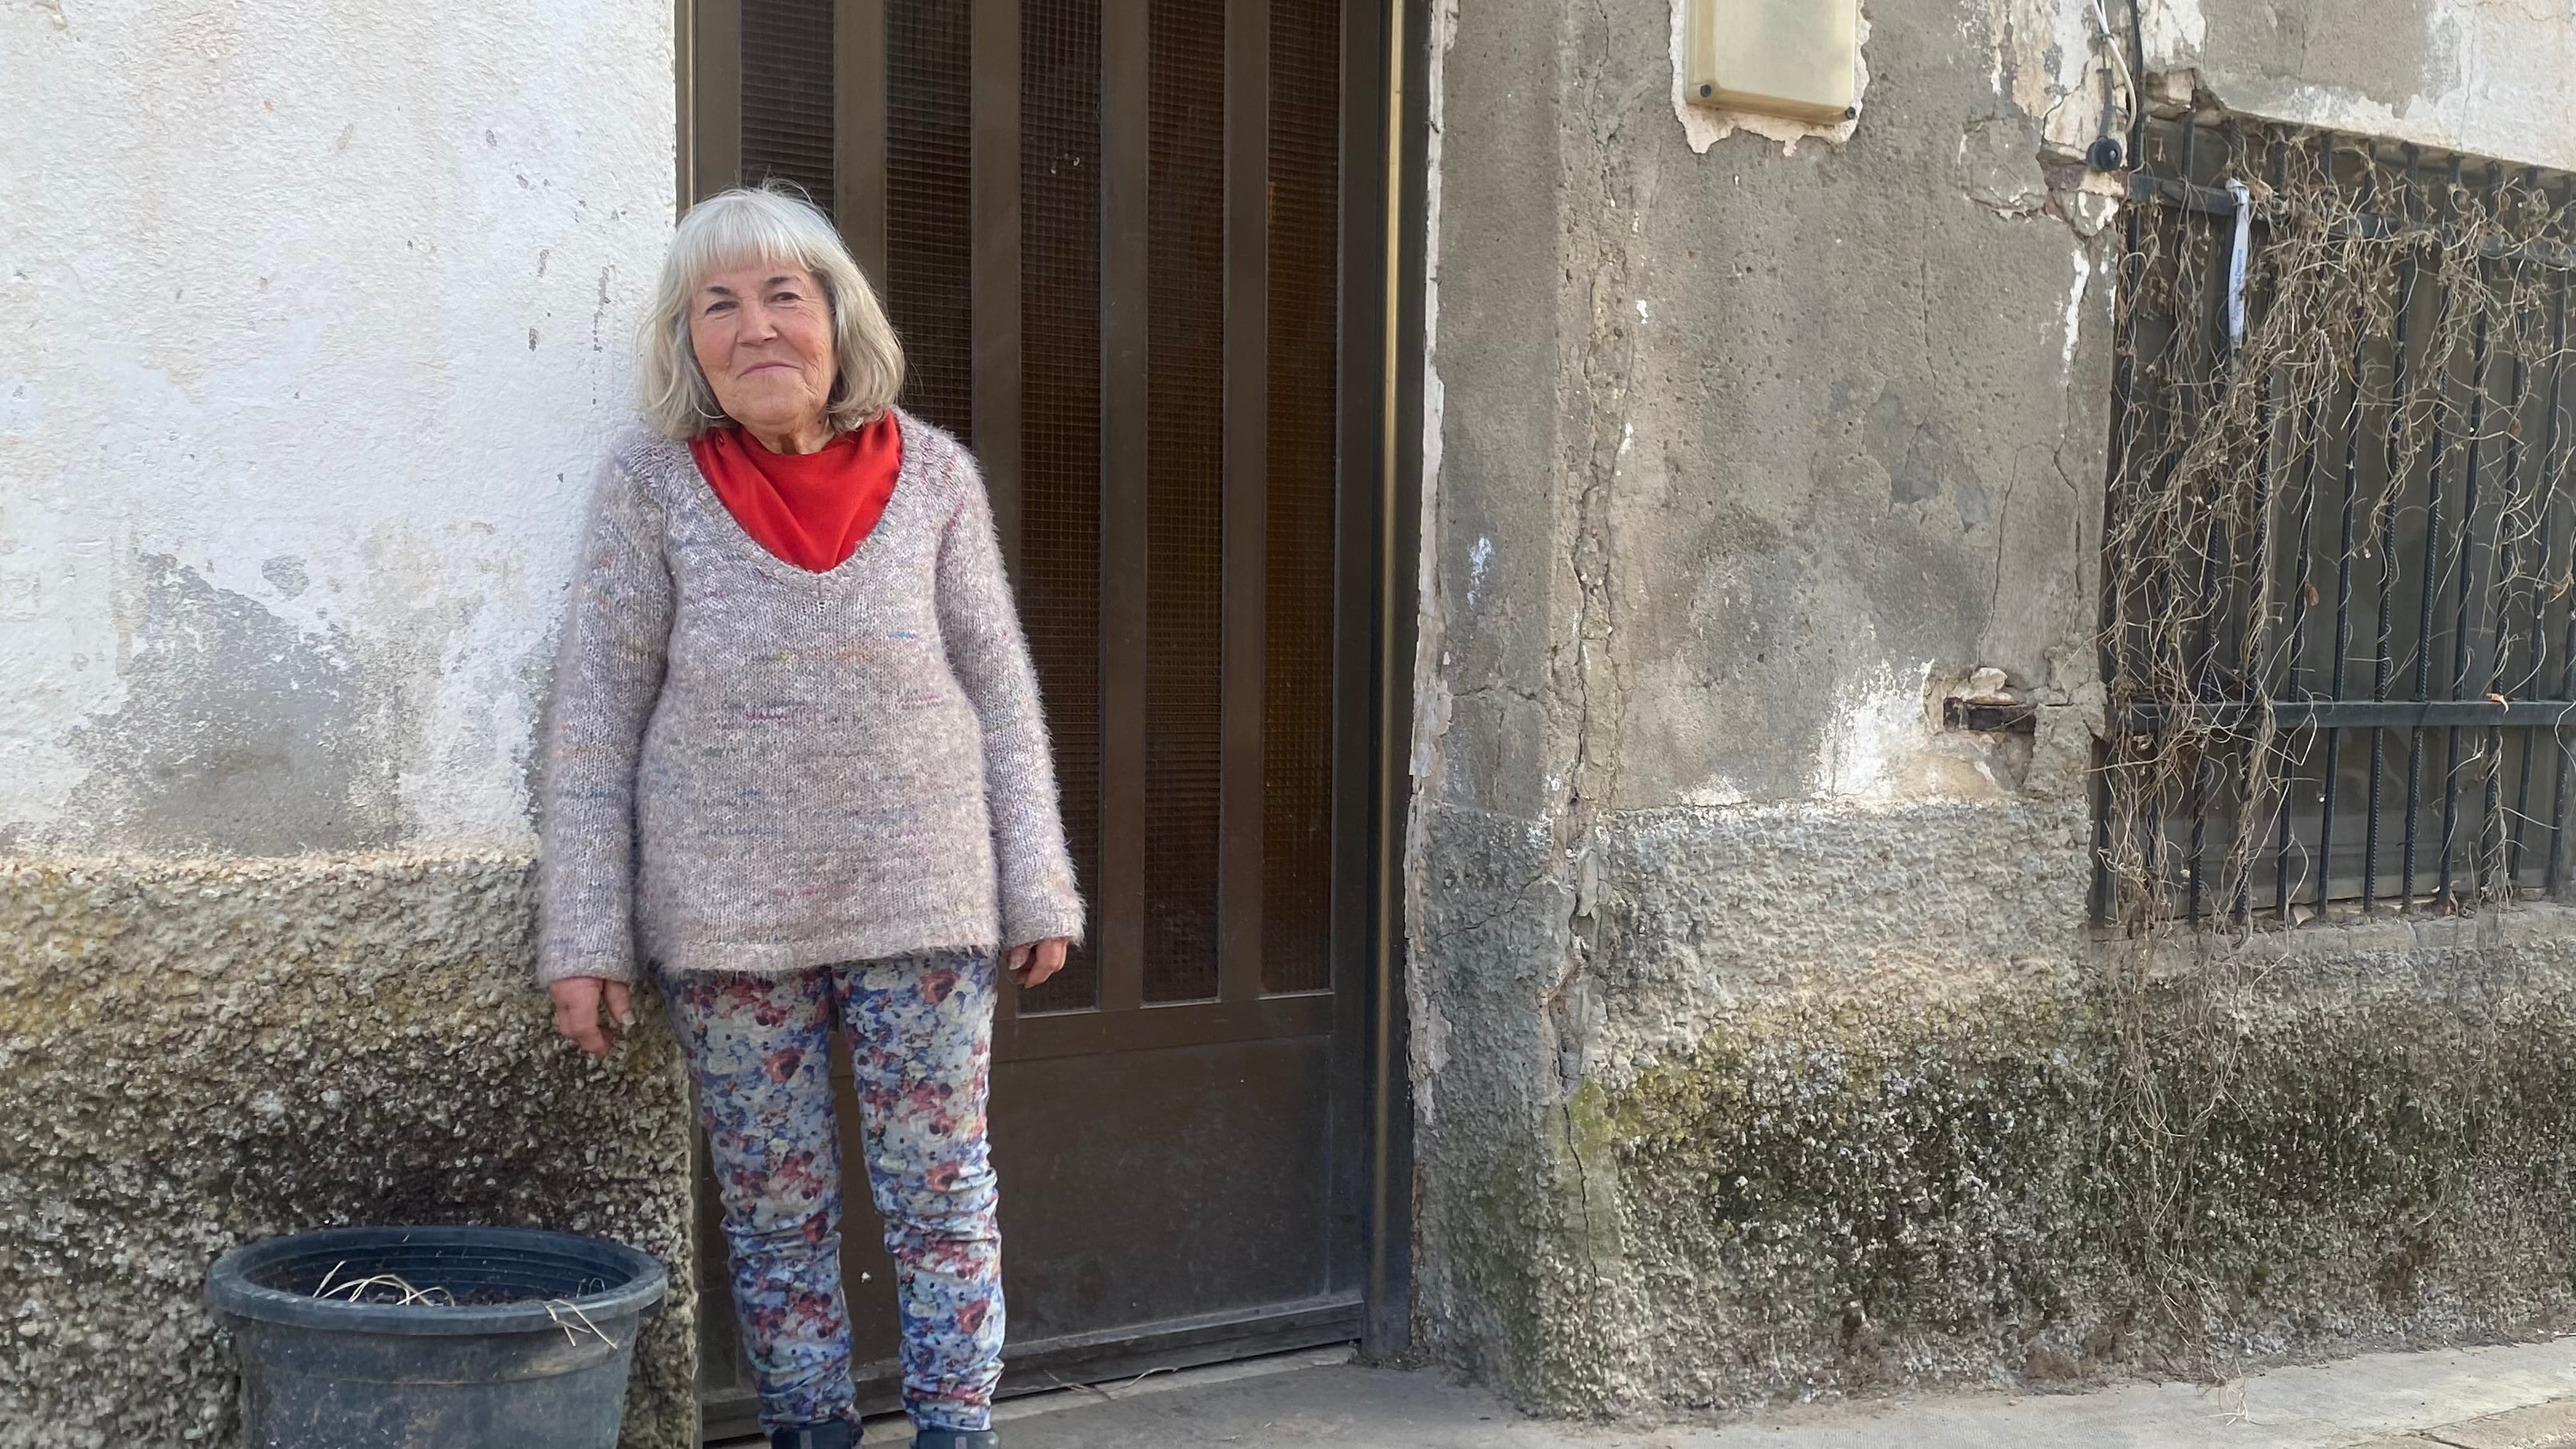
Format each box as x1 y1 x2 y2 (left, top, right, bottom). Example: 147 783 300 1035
744 417 833 455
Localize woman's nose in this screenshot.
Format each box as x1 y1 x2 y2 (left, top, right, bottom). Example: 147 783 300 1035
739 300 780 341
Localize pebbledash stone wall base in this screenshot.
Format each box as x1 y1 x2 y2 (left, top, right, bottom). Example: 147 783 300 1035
1410 795 2576 1413
0 853 697 1449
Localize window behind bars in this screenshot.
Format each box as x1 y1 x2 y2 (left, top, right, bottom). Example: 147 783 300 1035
2100 115 2576 927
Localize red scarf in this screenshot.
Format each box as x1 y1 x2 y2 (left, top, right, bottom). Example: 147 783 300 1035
688 412 902 573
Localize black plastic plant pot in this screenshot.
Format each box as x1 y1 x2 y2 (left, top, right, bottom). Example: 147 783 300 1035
207 1225 669 1449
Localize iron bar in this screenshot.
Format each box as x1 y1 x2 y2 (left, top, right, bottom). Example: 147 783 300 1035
2176 115 2207 918
2366 151 2418 911
2438 164 2499 906
2279 387 2325 920
2475 165 2521 894
2546 260 2576 890
2275 126 2326 922
2404 145 2442 906
2502 170 2545 881
2320 139 2369 913
2239 130 2291 923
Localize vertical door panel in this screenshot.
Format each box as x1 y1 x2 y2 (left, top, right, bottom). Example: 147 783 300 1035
885 1 972 436
1017 0 1107 1015
1142 0 1230 1006
692 1 1368 1433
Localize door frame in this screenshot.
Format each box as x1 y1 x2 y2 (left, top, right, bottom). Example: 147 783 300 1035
671 0 1426 1423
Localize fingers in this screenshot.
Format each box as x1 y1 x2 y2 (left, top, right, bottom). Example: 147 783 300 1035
1014 938 1069 990
556 998 608 1058
550 978 612 1060
1006 943 1033 974
604 980 635 1029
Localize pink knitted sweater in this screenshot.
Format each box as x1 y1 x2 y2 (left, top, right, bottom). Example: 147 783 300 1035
536 412 1085 984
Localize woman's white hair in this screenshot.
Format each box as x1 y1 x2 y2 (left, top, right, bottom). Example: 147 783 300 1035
640 182 903 441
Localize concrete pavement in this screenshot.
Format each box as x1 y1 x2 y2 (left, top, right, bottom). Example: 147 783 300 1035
826 1339 2576 1448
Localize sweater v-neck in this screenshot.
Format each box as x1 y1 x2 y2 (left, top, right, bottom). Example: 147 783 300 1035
678 411 920 585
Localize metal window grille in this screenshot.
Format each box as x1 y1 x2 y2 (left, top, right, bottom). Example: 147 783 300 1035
2101 115 2576 927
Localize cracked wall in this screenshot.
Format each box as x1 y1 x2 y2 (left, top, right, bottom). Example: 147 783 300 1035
0 2 694 1443
1411 0 2576 1416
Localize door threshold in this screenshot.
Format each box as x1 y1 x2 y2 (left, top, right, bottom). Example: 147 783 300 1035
987 1342 1355 1422
700 1294 1365 1443
706 1347 1354 1447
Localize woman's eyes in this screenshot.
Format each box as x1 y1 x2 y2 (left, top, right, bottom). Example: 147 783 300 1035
700 289 806 314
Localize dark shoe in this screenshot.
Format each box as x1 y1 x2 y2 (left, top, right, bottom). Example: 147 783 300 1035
768 1423 855 1449
912 1431 999 1449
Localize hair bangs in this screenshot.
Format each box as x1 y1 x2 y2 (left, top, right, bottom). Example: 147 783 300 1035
666 189 839 299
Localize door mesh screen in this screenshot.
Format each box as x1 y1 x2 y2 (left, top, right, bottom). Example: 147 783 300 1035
1016 0 1106 1012
1142 0 1227 1004
740 0 835 210
887 1 973 438
1261 0 1341 996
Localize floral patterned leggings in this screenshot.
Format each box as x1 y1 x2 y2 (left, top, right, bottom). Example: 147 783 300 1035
657 951 1003 1435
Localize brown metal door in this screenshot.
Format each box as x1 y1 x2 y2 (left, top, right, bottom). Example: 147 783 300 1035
681 1 1386 1434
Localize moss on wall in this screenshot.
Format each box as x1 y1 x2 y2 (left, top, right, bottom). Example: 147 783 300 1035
1611 990 2101 1395
0 854 696 1449
1545 942 2576 1412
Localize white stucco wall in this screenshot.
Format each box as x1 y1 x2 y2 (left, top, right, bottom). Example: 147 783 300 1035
0 0 673 852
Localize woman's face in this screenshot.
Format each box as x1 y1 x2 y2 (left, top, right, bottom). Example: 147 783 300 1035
689 260 838 447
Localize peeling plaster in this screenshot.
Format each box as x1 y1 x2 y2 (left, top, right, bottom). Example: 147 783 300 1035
2140 0 2207 69
2062 246 2092 373
1405 0 1461 1127
1988 0 2123 158
1668 0 1871 154
1815 661 1934 798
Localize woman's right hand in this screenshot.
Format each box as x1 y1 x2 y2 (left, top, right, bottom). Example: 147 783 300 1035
550 976 635 1059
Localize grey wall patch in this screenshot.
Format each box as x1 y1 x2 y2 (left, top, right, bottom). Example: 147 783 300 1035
62 554 407 854
2199 0 2450 115
260 554 312 599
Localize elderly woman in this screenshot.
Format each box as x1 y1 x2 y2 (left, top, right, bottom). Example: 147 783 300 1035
537 182 1082 1449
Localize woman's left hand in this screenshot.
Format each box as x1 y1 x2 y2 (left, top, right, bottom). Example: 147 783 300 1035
1007 937 1071 990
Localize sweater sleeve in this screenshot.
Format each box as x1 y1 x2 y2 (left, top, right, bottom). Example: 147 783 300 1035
935 451 1089 948
536 451 675 985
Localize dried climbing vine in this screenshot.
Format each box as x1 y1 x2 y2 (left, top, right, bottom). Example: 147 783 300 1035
2098 116 2576 1349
